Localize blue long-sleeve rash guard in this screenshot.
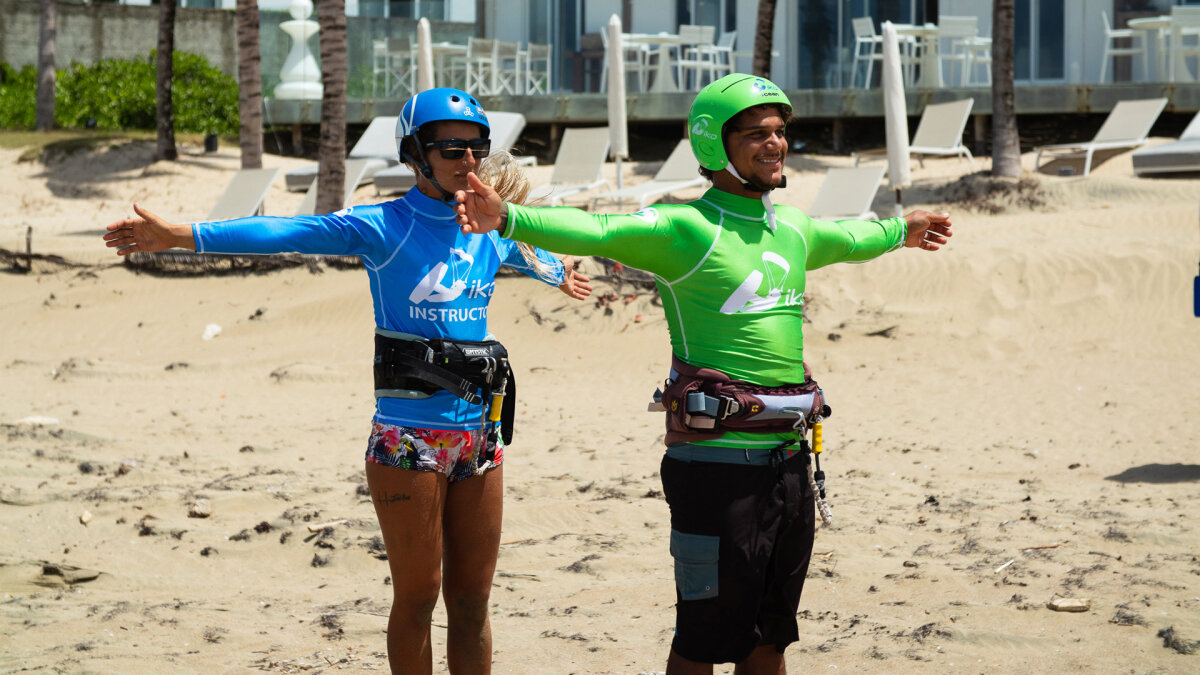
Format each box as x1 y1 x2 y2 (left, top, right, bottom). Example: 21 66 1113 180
192 188 565 430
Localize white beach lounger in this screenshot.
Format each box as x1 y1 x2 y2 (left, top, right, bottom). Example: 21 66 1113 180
284 116 398 192
907 98 975 165
1035 98 1168 177
807 166 886 220
855 98 975 168
294 159 372 216
206 167 281 221
530 127 611 207
1132 111 1200 176
588 139 707 211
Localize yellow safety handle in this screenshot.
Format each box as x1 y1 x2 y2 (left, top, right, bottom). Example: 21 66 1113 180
812 422 823 455
488 393 505 422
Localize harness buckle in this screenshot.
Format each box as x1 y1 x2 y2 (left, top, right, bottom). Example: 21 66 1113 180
418 343 436 363
684 392 743 420
647 388 667 413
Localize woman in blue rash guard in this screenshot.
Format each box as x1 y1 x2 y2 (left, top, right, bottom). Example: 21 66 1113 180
102 88 592 673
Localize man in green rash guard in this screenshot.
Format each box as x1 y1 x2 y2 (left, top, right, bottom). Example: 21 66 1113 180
455 74 952 674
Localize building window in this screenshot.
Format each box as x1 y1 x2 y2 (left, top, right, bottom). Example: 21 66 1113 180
1015 0 1064 82
376 0 446 19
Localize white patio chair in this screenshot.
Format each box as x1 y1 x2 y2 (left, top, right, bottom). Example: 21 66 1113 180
524 43 552 94
706 31 738 82
493 40 522 95
1035 98 1168 177
373 37 416 99
851 17 884 88
372 40 388 96
1170 6 1200 83
938 16 980 87
588 139 707 210
450 37 497 95
675 24 716 90
600 29 651 93
1100 11 1148 84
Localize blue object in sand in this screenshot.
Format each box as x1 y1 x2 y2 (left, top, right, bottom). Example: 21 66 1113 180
1194 273 1199 317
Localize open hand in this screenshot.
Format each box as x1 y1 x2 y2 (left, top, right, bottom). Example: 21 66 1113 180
102 203 193 255
455 172 506 235
557 255 593 301
903 210 953 251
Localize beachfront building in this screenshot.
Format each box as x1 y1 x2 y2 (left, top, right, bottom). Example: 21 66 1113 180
20 0 1200 92
4 0 1200 128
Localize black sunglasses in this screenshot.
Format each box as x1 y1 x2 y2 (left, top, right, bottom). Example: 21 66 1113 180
423 137 491 160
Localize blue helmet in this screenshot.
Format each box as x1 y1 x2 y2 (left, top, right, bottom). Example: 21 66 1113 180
395 88 490 163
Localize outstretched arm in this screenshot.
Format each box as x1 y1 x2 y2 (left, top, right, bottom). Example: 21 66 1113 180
557 255 593 301
455 172 506 235
102 203 195 255
903 210 953 251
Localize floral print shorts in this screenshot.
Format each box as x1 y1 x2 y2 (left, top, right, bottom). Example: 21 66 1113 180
365 421 504 483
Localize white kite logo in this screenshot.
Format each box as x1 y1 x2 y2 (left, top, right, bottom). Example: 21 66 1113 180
409 248 475 304
719 251 802 314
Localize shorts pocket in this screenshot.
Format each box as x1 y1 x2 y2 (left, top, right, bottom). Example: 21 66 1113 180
670 530 719 601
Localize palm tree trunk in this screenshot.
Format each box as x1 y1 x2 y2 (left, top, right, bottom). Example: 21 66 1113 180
236 0 263 169
752 0 777 78
315 0 347 215
155 0 178 161
991 0 1021 177
35 0 57 131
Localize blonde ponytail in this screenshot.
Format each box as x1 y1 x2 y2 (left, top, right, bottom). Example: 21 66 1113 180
477 149 561 284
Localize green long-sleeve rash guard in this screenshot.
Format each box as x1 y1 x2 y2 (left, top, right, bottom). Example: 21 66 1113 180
506 188 907 388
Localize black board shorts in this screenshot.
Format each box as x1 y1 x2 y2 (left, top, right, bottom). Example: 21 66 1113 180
660 446 815 664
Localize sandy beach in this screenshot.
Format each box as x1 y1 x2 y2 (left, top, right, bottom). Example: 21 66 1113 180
1 134 1199 674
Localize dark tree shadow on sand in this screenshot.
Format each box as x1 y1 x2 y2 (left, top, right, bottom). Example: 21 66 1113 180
1105 464 1200 484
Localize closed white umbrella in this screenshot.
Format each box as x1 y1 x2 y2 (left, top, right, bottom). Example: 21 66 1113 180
417 17 434 92
881 21 910 218
606 14 629 193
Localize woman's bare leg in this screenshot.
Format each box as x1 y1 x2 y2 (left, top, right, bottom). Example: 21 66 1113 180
442 465 504 674
366 461 447 675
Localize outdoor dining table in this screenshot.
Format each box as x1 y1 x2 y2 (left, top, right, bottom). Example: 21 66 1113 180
624 32 683 93
428 41 468 89
893 23 943 88
1128 15 1195 83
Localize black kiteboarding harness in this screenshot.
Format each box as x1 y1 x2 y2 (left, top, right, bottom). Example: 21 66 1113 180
649 355 831 445
373 329 516 457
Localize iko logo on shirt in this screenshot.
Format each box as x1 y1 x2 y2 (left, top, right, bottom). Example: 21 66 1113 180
719 251 803 315
408 248 494 322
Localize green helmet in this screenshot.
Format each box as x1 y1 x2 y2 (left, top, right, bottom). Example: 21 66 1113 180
687 74 792 172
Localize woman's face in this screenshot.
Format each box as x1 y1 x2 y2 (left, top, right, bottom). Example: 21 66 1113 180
415 120 489 198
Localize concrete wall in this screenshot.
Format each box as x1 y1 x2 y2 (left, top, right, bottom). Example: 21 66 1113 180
0 0 239 75
0 0 474 91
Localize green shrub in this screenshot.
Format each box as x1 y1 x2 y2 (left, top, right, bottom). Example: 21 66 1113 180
0 63 38 128
4 51 239 134
56 55 157 130
170 51 239 135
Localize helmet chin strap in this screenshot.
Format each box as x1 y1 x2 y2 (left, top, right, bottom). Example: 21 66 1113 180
726 164 788 231
404 142 458 205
